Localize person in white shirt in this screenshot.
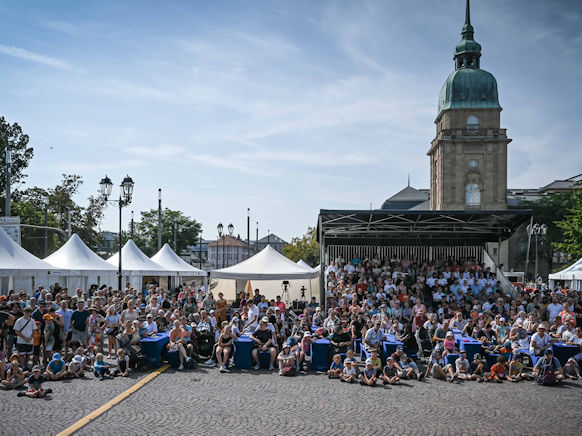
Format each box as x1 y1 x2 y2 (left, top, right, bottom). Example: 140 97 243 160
530 323 553 356
426 275 437 288
547 296 563 323
244 301 260 333
344 261 355 274
144 313 158 335
14 307 37 367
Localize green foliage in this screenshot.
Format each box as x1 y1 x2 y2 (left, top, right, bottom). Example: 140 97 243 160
11 200 61 257
133 208 201 256
0 116 34 213
283 227 319 267
554 188 582 259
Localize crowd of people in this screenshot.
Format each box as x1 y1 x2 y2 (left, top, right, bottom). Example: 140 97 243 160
1 253 581 397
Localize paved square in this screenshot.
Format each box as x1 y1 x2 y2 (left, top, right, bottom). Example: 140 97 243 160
2 365 582 435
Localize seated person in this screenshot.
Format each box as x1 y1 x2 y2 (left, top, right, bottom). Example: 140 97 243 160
469 354 487 382
532 348 565 385
17 366 52 398
380 357 400 385
112 349 130 377
488 355 507 383
425 349 456 382
370 349 382 374
93 353 111 380
168 320 193 371
363 320 385 352
144 313 158 336
443 331 457 356
563 357 580 380
529 323 552 357
340 359 356 383
68 355 85 378
44 353 68 381
327 354 343 379
396 352 422 380
455 350 471 380
329 325 352 357
359 358 377 386
1 354 27 389
277 342 297 376
216 324 234 374
250 318 277 371
508 353 532 382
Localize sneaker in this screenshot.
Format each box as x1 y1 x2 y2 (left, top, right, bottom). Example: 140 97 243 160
269 365 275 371
178 364 184 371
219 366 226 373
45 388 53 394
299 369 307 374
209 361 217 368
279 370 283 376
98 375 104 381
223 367 230 373
17 391 26 397
328 375 334 379
478 378 483 383
253 364 260 370
418 373 425 381
340 378 346 382
204 359 214 365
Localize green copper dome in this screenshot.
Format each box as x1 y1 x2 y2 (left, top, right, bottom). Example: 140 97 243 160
437 0 501 118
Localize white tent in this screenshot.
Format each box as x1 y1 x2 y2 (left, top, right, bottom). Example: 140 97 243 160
151 243 206 287
296 259 314 270
549 256 582 291
44 233 117 292
211 245 318 280
0 227 66 292
107 239 176 290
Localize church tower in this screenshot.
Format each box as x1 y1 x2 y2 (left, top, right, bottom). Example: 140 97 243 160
428 0 511 210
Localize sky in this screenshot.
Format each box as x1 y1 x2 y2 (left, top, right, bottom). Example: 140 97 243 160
0 0 581 243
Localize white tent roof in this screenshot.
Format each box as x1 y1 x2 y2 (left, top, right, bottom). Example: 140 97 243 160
151 243 206 277
107 239 175 276
0 227 65 275
45 234 117 274
296 259 314 270
211 245 319 280
549 257 582 281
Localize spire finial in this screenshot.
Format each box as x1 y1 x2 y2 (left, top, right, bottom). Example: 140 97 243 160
407 174 410 187
465 0 471 26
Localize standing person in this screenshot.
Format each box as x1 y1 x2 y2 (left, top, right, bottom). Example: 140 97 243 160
105 306 121 358
215 293 227 325
70 301 90 347
14 307 36 369
57 301 73 355
43 314 57 364
87 306 105 352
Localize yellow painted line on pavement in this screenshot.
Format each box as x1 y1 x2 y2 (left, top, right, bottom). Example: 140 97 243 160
57 364 169 436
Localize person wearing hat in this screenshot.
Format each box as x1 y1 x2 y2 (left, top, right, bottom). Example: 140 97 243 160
443 331 457 356
359 358 377 386
563 357 580 380
532 348 564 385
1 354 26 389
469 354 487 382
87 305 105 352
277 341 297 376
250 317 277 370
17 365 52 398
340 358 356 383
529 323 553 357
44 352 68 381
68 354 85 378
144 313 158 336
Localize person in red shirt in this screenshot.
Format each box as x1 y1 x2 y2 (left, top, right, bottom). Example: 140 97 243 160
488 355 507 383
274 296 286 312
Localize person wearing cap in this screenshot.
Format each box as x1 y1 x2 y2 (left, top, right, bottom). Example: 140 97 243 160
68 354 85 378
563 357 580 380
380 357 400 385
14 306 37 368
532 348 564 385
144 313 158 336
359 358 377 386
250 317 277 370
311 307 323 328
17 365 52 398
442 331 457 356
340 358 356 383
530 323 553 357
277 342 297 376
44 352 68 381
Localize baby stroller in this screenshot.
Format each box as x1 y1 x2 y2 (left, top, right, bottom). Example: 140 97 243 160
415 326 434 362
116 334 144 370
195 322 214 360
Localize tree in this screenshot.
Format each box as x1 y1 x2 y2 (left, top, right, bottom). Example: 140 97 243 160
133 208 201 256
0 116 34 213
11 200 61 257
283 227 319 267
554 188 582 260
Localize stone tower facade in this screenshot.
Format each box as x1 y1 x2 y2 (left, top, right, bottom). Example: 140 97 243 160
428 0 511 211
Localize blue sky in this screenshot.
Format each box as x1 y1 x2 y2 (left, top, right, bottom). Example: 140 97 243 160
1 0 581 242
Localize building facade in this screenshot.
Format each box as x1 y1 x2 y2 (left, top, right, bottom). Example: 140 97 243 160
428 0 510 211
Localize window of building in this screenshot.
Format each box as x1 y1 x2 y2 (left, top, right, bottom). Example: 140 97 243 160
469 159 479 169
466 183 481 206
466 115 479 130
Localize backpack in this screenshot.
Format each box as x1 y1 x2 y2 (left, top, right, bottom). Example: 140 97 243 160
537 357 556 386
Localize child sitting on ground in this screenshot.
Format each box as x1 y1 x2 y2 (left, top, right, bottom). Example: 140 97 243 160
563 357 580 380
359 358 377 386
340 359 356 383
370 349 382 374
327 354 343 379
1 354 27 390
488 355 507 383
44 353 68 381
17 366 52 398
68 355 85 378
345 348 357 365
112 349 130 377
469 354 487 382
380 357 400 385
455 350 471 380
93 353 111 380
508 353 532 382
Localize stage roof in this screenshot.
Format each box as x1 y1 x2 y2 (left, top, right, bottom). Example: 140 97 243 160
318 209 532 246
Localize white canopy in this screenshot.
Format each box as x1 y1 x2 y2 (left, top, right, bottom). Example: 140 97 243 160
107 239 175 276
151 243 206 277
296 259 314 270
211 245 319 280
0 227 63 275
549 256 582 281
45 234 117 275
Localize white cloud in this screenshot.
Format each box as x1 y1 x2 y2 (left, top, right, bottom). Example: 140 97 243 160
0 44 72 70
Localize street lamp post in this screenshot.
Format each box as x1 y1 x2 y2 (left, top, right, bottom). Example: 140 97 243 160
130 211 134 239
227 223 234 267
527 223 547 283
99 175 134 292
44 194 49 257
174 217 178 252
217 222 223 269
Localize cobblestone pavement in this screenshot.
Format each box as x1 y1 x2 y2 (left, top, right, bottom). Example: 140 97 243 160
2 364 582 436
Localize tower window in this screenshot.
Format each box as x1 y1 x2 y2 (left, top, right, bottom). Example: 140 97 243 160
469 159 479 169
466 115 479 130
466 183 481 206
